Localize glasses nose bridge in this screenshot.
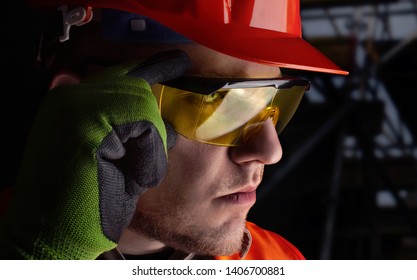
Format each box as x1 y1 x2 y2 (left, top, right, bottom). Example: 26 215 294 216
262 105 279 126
230 117 282 165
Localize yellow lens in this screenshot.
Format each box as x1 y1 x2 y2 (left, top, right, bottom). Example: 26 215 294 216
273 86 305 135
152 83 305 146
239 106 280 144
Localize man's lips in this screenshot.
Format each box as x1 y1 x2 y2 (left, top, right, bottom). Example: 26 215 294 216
220 188 257 205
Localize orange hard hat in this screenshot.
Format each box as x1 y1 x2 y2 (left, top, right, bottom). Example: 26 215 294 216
28 0 349 75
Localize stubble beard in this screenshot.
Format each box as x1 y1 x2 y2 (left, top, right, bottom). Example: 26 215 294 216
129 207 247 257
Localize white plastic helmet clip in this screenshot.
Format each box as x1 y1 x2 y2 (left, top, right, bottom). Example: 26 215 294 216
57 5 93 42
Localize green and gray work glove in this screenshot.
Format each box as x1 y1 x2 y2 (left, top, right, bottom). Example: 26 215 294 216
0 50 190 259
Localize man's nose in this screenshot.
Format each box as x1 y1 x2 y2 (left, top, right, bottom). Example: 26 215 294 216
229 118 282 164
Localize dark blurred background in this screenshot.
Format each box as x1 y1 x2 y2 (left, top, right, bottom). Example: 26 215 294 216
2 1 417 260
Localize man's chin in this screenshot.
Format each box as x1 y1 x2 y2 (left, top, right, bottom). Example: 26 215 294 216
130 209 247 257
164 219 247 257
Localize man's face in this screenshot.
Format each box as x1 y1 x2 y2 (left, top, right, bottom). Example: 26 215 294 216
127 44 283 256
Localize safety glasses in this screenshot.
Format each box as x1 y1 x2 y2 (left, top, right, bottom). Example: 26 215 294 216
152 76 310 146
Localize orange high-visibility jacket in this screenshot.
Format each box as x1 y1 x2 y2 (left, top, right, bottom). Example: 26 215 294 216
215 221 305 260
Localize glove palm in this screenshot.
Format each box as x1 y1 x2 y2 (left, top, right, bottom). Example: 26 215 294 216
0 50 190 259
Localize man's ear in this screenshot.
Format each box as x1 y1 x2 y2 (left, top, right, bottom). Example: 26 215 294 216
49 71 81 90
